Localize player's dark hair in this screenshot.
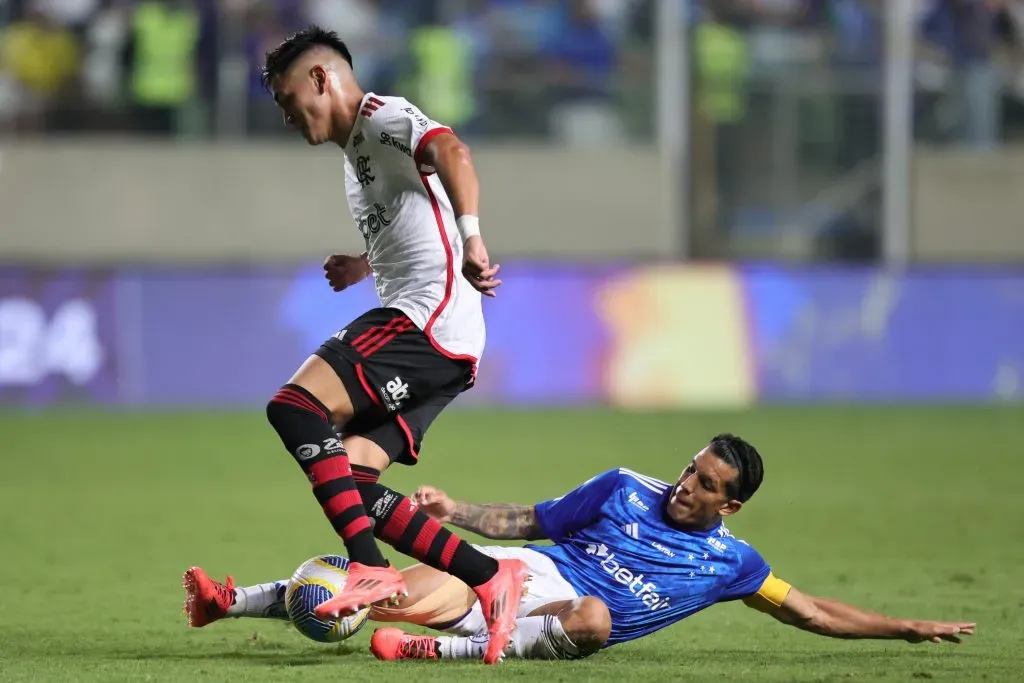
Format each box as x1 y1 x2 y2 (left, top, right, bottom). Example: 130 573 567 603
707 433 763 503
260 25 353 91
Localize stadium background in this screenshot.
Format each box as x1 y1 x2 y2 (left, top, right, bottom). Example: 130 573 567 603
1 1 1022 681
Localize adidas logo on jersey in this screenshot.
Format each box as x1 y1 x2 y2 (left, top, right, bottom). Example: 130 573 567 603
621 523 639 539
585 543 671 612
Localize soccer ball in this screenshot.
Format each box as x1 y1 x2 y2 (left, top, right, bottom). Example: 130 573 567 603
285 554 370 643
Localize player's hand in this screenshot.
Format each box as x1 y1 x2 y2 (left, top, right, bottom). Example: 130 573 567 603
903 620 976 644
462 236 502 298
323 253 372 292
411 485 456 523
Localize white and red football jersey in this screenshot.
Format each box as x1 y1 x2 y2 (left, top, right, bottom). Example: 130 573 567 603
342 93 485 365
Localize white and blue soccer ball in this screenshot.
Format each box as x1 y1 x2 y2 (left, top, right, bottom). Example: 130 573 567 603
285 554 370 643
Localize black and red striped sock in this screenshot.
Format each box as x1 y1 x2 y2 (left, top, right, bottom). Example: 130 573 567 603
266 384 387 567
352 467 498 588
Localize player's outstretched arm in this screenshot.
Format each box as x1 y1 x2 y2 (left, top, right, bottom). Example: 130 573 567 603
420 133 479 220
751 585 975 644
420 133 501 297
412 485 545 541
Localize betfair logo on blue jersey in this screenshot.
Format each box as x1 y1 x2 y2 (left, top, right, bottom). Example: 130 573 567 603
586 543 671 612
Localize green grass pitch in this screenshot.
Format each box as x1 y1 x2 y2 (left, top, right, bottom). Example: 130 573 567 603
0 406 1022 681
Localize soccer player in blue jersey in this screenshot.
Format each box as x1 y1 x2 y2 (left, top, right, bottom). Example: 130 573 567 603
185 433 974 661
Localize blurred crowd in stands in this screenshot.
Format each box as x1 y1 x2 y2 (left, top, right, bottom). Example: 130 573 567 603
2 0 1023 151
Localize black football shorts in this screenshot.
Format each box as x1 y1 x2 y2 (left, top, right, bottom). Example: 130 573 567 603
314 307 474 465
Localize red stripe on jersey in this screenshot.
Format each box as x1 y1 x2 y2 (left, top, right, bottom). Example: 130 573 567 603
413 127 455 172
368 96 386 107
418 175 479 369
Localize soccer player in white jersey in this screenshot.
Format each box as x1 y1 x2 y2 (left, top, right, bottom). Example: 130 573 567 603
186 434 974 662
180 26 524 665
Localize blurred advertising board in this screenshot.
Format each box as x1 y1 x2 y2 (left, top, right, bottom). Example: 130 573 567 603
1 264 1021 408
0 269 120 406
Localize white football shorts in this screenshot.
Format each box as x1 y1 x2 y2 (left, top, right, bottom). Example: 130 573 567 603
441 545 580 636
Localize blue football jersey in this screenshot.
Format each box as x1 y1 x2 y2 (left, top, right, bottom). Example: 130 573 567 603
526 468 771 646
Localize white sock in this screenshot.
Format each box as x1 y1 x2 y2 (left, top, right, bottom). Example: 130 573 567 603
436 615 579 660
226 580 289 619
440 607 487 636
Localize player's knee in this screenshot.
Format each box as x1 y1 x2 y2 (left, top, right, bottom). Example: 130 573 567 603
266 387 306 432
265 391 288 429
267 383 330 420
574 596 612 641
565 597 611 654
265 384 333 453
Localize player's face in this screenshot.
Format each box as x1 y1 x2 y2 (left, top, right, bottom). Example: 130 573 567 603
271 67 333 145
666 448 742 528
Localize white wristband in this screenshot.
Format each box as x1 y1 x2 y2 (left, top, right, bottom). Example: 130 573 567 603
456 215 481 241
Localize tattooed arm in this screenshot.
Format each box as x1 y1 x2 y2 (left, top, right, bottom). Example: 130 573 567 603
412 486 546 541
450 501 545 541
